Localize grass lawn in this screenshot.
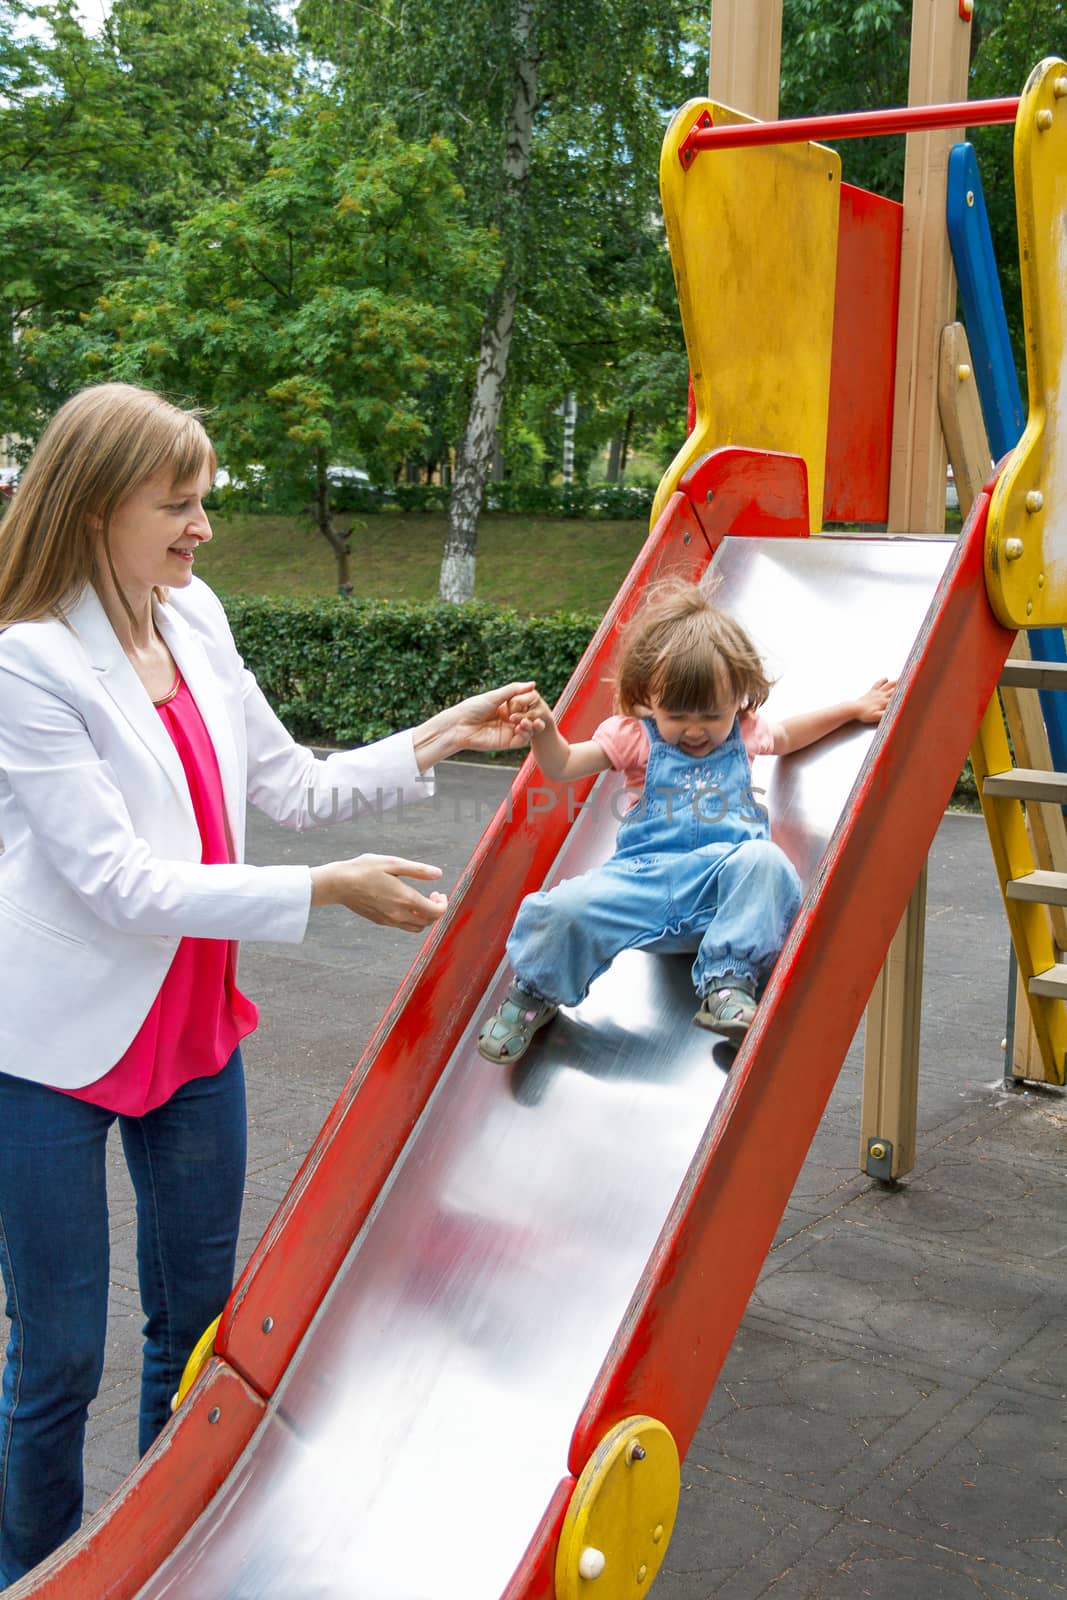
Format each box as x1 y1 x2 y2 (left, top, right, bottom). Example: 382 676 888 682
195 509 650 614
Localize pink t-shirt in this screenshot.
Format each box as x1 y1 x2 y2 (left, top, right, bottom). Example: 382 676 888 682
63 674 258 1116
592 710 781 795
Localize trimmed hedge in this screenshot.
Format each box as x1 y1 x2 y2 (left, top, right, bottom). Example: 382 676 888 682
330 480 656 520
222 593 600 745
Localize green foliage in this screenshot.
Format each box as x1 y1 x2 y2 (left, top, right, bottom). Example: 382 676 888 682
780 1 912 196
222 592 599 743
51 108 495 575
971 2 1067 386
0 0 299 437
295 0 705 491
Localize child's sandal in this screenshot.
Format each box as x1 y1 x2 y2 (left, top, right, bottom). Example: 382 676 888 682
695 983 757 1043
477 984 559 1063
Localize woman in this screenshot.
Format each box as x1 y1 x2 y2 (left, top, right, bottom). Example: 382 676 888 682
0 383 530 1587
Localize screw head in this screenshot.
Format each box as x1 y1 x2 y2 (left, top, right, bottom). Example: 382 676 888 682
705 489 714 504
1027 600 1034 616
966 189 975 206
262 1317 274 1334
629 1442 647 1463
1005 538 1025 560
1037 109 1054 131
208 1407 221 1425
1026 489 1044 513
578 1547 606 1581
957 363 972 382
1055 77 1067 99
869 1141 887 1162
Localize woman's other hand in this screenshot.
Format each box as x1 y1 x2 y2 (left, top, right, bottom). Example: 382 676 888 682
310 855 448 931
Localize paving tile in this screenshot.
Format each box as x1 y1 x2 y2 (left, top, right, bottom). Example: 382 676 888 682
860 1387 1067 1589
689 1322 970 1511
653 1477 838 1600
764 1518 1066 1600
749 1219 1056 1384
847 1151 1067 1270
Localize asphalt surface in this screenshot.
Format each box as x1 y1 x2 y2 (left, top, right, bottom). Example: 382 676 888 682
29 763 1067 1596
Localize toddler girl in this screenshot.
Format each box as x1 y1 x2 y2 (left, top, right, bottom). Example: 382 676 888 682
478 580 893 1061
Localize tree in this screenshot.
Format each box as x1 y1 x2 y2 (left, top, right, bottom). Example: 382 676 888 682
0 0 298 440
970 0 1067 374
298 0 705 600
59 109 494 589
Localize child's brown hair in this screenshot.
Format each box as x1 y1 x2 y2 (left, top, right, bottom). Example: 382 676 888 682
614 579 772 717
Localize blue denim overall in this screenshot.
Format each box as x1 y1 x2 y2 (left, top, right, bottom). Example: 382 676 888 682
506 717 802 1007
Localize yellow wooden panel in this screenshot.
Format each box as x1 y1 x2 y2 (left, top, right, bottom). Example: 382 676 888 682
555 1417 679 1600
652 99 841 530
986 57 1067 627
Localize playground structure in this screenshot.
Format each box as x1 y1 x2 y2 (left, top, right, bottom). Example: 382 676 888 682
9 3 1067 1597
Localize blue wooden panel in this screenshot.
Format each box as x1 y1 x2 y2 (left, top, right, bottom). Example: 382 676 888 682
946 143 1025 460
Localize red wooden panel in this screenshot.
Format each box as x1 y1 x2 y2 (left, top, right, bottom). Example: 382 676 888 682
16 1362 265 1599
823 183 903 526
680 445 810 549
567 489 1012 1477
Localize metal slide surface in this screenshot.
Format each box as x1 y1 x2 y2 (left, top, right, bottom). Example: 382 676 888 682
134 535 953 1600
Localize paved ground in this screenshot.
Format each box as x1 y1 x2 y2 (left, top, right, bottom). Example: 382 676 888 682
31 764 1067 1595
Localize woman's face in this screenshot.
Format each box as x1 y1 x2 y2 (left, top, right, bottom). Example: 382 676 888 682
99 460 214 600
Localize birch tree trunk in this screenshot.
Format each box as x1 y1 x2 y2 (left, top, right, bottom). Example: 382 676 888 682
439 0 539 602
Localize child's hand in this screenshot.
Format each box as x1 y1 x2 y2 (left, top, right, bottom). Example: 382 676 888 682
506 687 556 737
854 678 897 724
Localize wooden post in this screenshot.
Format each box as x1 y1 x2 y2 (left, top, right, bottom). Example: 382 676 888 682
888 3 974 531
860 0 974 1181
708 0 783 119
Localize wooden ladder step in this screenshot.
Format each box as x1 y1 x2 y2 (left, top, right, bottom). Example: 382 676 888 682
1007 870 1067 904
999 660 1067 691
983 768 1067 803
1029 964 1067 999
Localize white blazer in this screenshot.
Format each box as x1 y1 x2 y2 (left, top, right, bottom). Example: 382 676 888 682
0 578 432 1089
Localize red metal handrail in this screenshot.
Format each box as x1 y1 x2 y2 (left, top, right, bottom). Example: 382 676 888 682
679 97 1019 164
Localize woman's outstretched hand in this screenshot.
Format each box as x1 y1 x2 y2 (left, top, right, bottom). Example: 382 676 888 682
413 681 537 768
310 854 448 932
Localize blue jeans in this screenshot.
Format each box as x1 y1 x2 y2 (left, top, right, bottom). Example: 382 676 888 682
0 1049 247 1590
507 838 802 1007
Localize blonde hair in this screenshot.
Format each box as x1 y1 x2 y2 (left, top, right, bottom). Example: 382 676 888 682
0 383 215 627
614 578 772 717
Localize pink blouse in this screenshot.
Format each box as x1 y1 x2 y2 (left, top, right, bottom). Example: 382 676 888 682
63 673 258 1116
592 710 782 793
